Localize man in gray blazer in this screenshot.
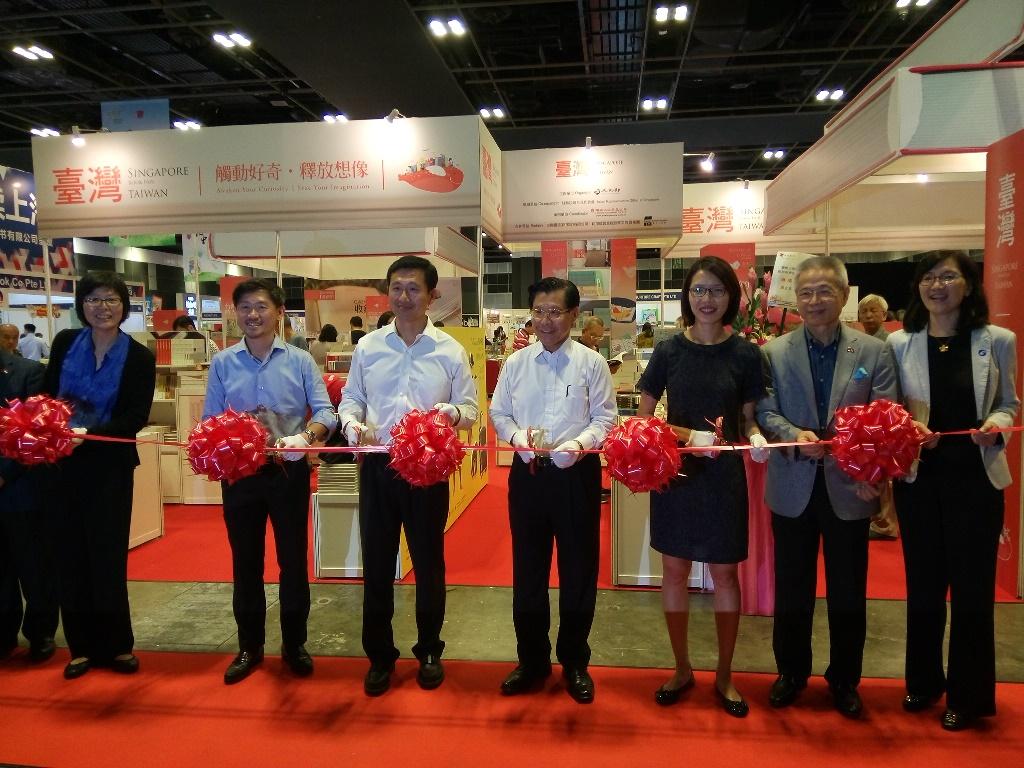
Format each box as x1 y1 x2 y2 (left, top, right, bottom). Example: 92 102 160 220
0 331 58 662
756 255 897 718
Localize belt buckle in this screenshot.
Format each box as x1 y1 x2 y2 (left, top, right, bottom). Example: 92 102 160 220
535 456 553 469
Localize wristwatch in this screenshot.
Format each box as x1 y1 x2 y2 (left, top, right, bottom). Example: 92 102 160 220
302 428 318 445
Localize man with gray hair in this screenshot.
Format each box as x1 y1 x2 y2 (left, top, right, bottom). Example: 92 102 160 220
579 316 605 352
757 253 897 719
857 294 889 340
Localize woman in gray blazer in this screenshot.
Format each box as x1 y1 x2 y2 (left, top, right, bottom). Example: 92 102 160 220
887 250 1019 731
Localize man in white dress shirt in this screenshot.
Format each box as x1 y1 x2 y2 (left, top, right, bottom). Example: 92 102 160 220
338 256 478 697
490 277 616 704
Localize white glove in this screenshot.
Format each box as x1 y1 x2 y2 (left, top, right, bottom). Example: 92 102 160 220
511 430 535 463
687 429 718 458
749 433 770 463
70 426 87 448
276 433 309 461
551 440 582 469
344 420 368 446
432 403 461 427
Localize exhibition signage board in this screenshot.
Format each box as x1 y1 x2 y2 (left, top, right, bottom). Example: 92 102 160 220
31 117 483 238
985 127 1024 596
479 123 502 240
609 239 637 348
1 166 76 290
502 143 683 241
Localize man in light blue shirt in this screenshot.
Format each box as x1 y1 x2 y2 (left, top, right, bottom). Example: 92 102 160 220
203 278 334 685
338 255 478 697
17 324 48 361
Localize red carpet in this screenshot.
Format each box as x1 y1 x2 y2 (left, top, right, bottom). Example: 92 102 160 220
1 650 1021 768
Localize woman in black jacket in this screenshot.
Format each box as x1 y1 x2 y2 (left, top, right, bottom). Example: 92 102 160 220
44 272 155 680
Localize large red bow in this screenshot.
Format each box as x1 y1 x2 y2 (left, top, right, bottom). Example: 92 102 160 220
604 416 682 493
388 408 465 487
186 408 269 483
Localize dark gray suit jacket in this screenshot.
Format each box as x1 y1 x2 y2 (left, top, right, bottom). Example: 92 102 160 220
756 325 898 520
0 349 46 511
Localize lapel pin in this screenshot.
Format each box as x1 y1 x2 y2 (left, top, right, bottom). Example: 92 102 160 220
846 347 855 353
979 349 987 356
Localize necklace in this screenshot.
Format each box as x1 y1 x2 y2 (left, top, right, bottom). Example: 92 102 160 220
938 342 949 353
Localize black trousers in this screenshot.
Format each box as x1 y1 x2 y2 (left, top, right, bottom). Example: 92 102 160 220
893 449 1003 718
0 473 59 646
508 453 601 671
54 454 136 661
359 453 448 665
222 461 311 651
772 468 869 687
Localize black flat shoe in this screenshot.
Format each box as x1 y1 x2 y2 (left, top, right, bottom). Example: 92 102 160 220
224 648 264 685
654 671 695 706
500 664 552 696
903 693 942 712
715 686 750 718
110 655 140 674
941 709 973 731
282 644 314 677
63 658 91 680
29 638 57 663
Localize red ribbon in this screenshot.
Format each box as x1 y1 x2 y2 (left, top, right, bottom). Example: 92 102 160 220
603 416 682 493
388 408 465 487
322 374 344 408
0 395 75 465
831 398 920 483
186 408 269 483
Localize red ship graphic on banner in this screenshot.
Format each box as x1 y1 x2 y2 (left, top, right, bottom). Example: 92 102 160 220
398 151 464 193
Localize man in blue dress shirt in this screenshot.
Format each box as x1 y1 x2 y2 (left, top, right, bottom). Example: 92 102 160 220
203 279 335 685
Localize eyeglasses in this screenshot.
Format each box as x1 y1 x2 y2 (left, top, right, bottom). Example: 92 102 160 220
796 287 839 302
83 296 122 307
530 307 569 320
689 286 727 299
919 272 962 288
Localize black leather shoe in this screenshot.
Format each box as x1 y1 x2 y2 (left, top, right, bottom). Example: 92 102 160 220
417 654 444 690
829 682 863 719
563 667 595 704
364 661 395 696
903 693 942 713
768 675 807 708
224 649 264 685
63 658 91 680
110 654 140 674
941 709 973 731
282 644 314 677
500 664 552 695
654 671 695 706
715 686 750 718
29 638 57 663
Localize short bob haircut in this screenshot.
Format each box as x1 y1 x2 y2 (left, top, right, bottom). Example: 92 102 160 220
903 250 988 334
318 323 338 342
76 271 131 325
528 276 581 310
387 255 439 291
680 256 742 327
232 278 285 308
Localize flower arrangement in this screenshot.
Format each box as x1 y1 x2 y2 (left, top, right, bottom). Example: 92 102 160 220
733 268 787 345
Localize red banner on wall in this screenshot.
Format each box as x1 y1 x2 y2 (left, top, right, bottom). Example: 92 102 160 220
540 241 568 279
985 127 1024 597
700 242 756 282
610 238 637 348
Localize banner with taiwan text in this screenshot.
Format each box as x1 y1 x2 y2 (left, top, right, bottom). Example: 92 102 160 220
31 117 482 238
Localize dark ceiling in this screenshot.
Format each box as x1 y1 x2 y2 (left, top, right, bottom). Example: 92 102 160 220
0 0 1003 187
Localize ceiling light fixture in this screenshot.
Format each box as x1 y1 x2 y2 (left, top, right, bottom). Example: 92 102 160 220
655 6 669 23
492 107 504 119
895 0 911 7
674 4 689 22
385 108 405 123
815 89 830 101
71 126 85 147
915 0 931 5
172 120 201 131
27 45 54 59
655 97 668 110
212 33 235 48
641 98 654 111
699 153 714 172
479 108 491 118
763 150 774 160
774 150 784 159
447 19 466 36
428 19 447 37
12 46 38 60
229 32 251 47
829 88 845 101
30 128 60 137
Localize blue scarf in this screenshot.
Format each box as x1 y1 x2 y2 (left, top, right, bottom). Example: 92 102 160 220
58 328 130 429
